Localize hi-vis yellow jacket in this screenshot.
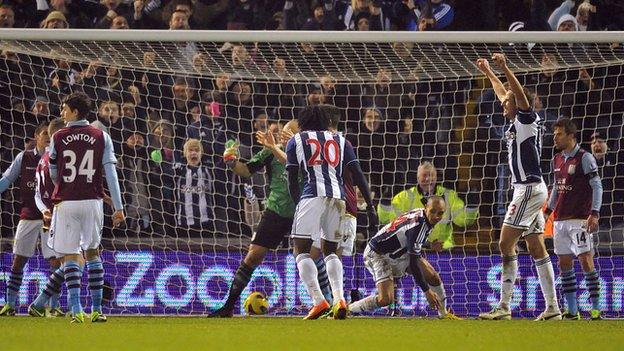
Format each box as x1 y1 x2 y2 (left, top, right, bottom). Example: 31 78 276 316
377 185 478 249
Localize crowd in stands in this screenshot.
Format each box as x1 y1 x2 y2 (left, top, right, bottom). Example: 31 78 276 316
0 0 622 31
0 0 623 249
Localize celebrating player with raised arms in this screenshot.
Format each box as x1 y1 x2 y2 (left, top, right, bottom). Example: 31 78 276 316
476 54 560 320
285 105 377 320
28 92 125 323
349 197 446 315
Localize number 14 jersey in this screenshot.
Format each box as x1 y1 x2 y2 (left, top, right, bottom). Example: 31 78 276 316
286 130 358 201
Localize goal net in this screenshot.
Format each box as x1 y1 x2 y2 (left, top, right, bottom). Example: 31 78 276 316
1 30 623 318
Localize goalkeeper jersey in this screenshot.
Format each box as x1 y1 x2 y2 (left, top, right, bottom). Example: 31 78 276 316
247 147 296 219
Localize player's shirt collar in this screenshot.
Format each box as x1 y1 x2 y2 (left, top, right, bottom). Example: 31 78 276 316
66 120 90 127
562 143 580 160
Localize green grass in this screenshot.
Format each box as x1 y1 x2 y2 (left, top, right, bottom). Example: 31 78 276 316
2 316 623 351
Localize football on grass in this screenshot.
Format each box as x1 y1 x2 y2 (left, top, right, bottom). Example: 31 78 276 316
243 292 269 315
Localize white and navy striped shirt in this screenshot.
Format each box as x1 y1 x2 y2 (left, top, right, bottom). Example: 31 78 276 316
368 209 433 258
285 130 357 200
174 164 214 227
505 109 544 184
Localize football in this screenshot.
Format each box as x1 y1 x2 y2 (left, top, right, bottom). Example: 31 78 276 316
243 292 269 315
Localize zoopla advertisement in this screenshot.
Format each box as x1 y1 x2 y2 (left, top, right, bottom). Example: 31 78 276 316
1 251 623 318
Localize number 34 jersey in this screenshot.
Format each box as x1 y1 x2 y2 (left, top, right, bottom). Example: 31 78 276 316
285 130 358 201
49 121 116 202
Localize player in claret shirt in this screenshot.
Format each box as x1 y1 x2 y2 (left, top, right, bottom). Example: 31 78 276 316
28 92 125 323
0 123 61 317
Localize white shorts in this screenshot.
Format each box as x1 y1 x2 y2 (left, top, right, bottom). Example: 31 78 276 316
291 197 345 243
554 219 594 256
312 214 357 256
363 245 409 284
49 200 104 255
503 181 547 236
12 219 56 259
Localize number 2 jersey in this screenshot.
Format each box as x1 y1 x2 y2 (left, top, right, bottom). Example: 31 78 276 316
49 120 116 202
368 208 434 258
285 130 358 201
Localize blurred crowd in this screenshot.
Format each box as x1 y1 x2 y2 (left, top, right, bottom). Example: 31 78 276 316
0 0 622 31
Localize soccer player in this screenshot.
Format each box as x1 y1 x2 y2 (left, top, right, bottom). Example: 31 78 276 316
546 118 603 320
285 105 377 320
0 123 62 317
29 92 125 323
208 121 296 318
476 54 561 320
275 108 363 306
349 197 445 315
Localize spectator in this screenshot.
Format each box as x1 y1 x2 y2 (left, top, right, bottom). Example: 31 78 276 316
590 130 623 227
0 5 15 28
393 0 454 31
343 0 383 31
555 13 578 31
169 9 190 30
186 90 226 167
173 138 215 235
548 0 592 31
146 119 176 234
377 161 478 250
36 0 90 29
587 0 624 31
119 133 151 233
300 0 339 30
94 0 133 29
110 15 129 29
40 11 68 28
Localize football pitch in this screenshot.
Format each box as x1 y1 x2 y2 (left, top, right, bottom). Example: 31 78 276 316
3 317 623 351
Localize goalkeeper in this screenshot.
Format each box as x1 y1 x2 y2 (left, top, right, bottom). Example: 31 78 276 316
208 121 295 318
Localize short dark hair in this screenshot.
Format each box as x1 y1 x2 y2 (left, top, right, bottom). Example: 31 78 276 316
63 92 92 119
553 118 577 136
48 118 66 135
34 122 49 137
297 105 330 132
319 104 341 129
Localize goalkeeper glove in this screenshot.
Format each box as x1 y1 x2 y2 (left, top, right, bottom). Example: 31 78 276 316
223 140 239 168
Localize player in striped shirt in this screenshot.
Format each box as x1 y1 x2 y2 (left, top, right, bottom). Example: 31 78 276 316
286 105 377 319
477 54 560 320
349 197 445 314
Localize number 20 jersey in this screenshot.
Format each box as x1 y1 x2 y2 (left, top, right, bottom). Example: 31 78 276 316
50 123 113 202
286 130 358 201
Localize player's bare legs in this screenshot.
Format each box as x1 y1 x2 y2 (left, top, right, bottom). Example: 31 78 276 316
294 238 329 319
525 233 560 320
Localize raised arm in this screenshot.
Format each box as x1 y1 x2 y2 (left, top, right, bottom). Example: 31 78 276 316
492 53 530 110
476 58 508 103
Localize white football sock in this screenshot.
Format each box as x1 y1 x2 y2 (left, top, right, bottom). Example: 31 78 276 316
500 255 518 309
429 282 447 317
296 253 325 305
324 254 344 303
534 255 558 309
349 295 378 313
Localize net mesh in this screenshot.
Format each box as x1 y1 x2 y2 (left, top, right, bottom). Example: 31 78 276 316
1 36 623 317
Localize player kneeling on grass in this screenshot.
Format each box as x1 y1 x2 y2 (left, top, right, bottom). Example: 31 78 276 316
350 197 446 316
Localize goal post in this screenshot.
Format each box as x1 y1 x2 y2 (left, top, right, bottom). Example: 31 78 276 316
0 30 622 317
